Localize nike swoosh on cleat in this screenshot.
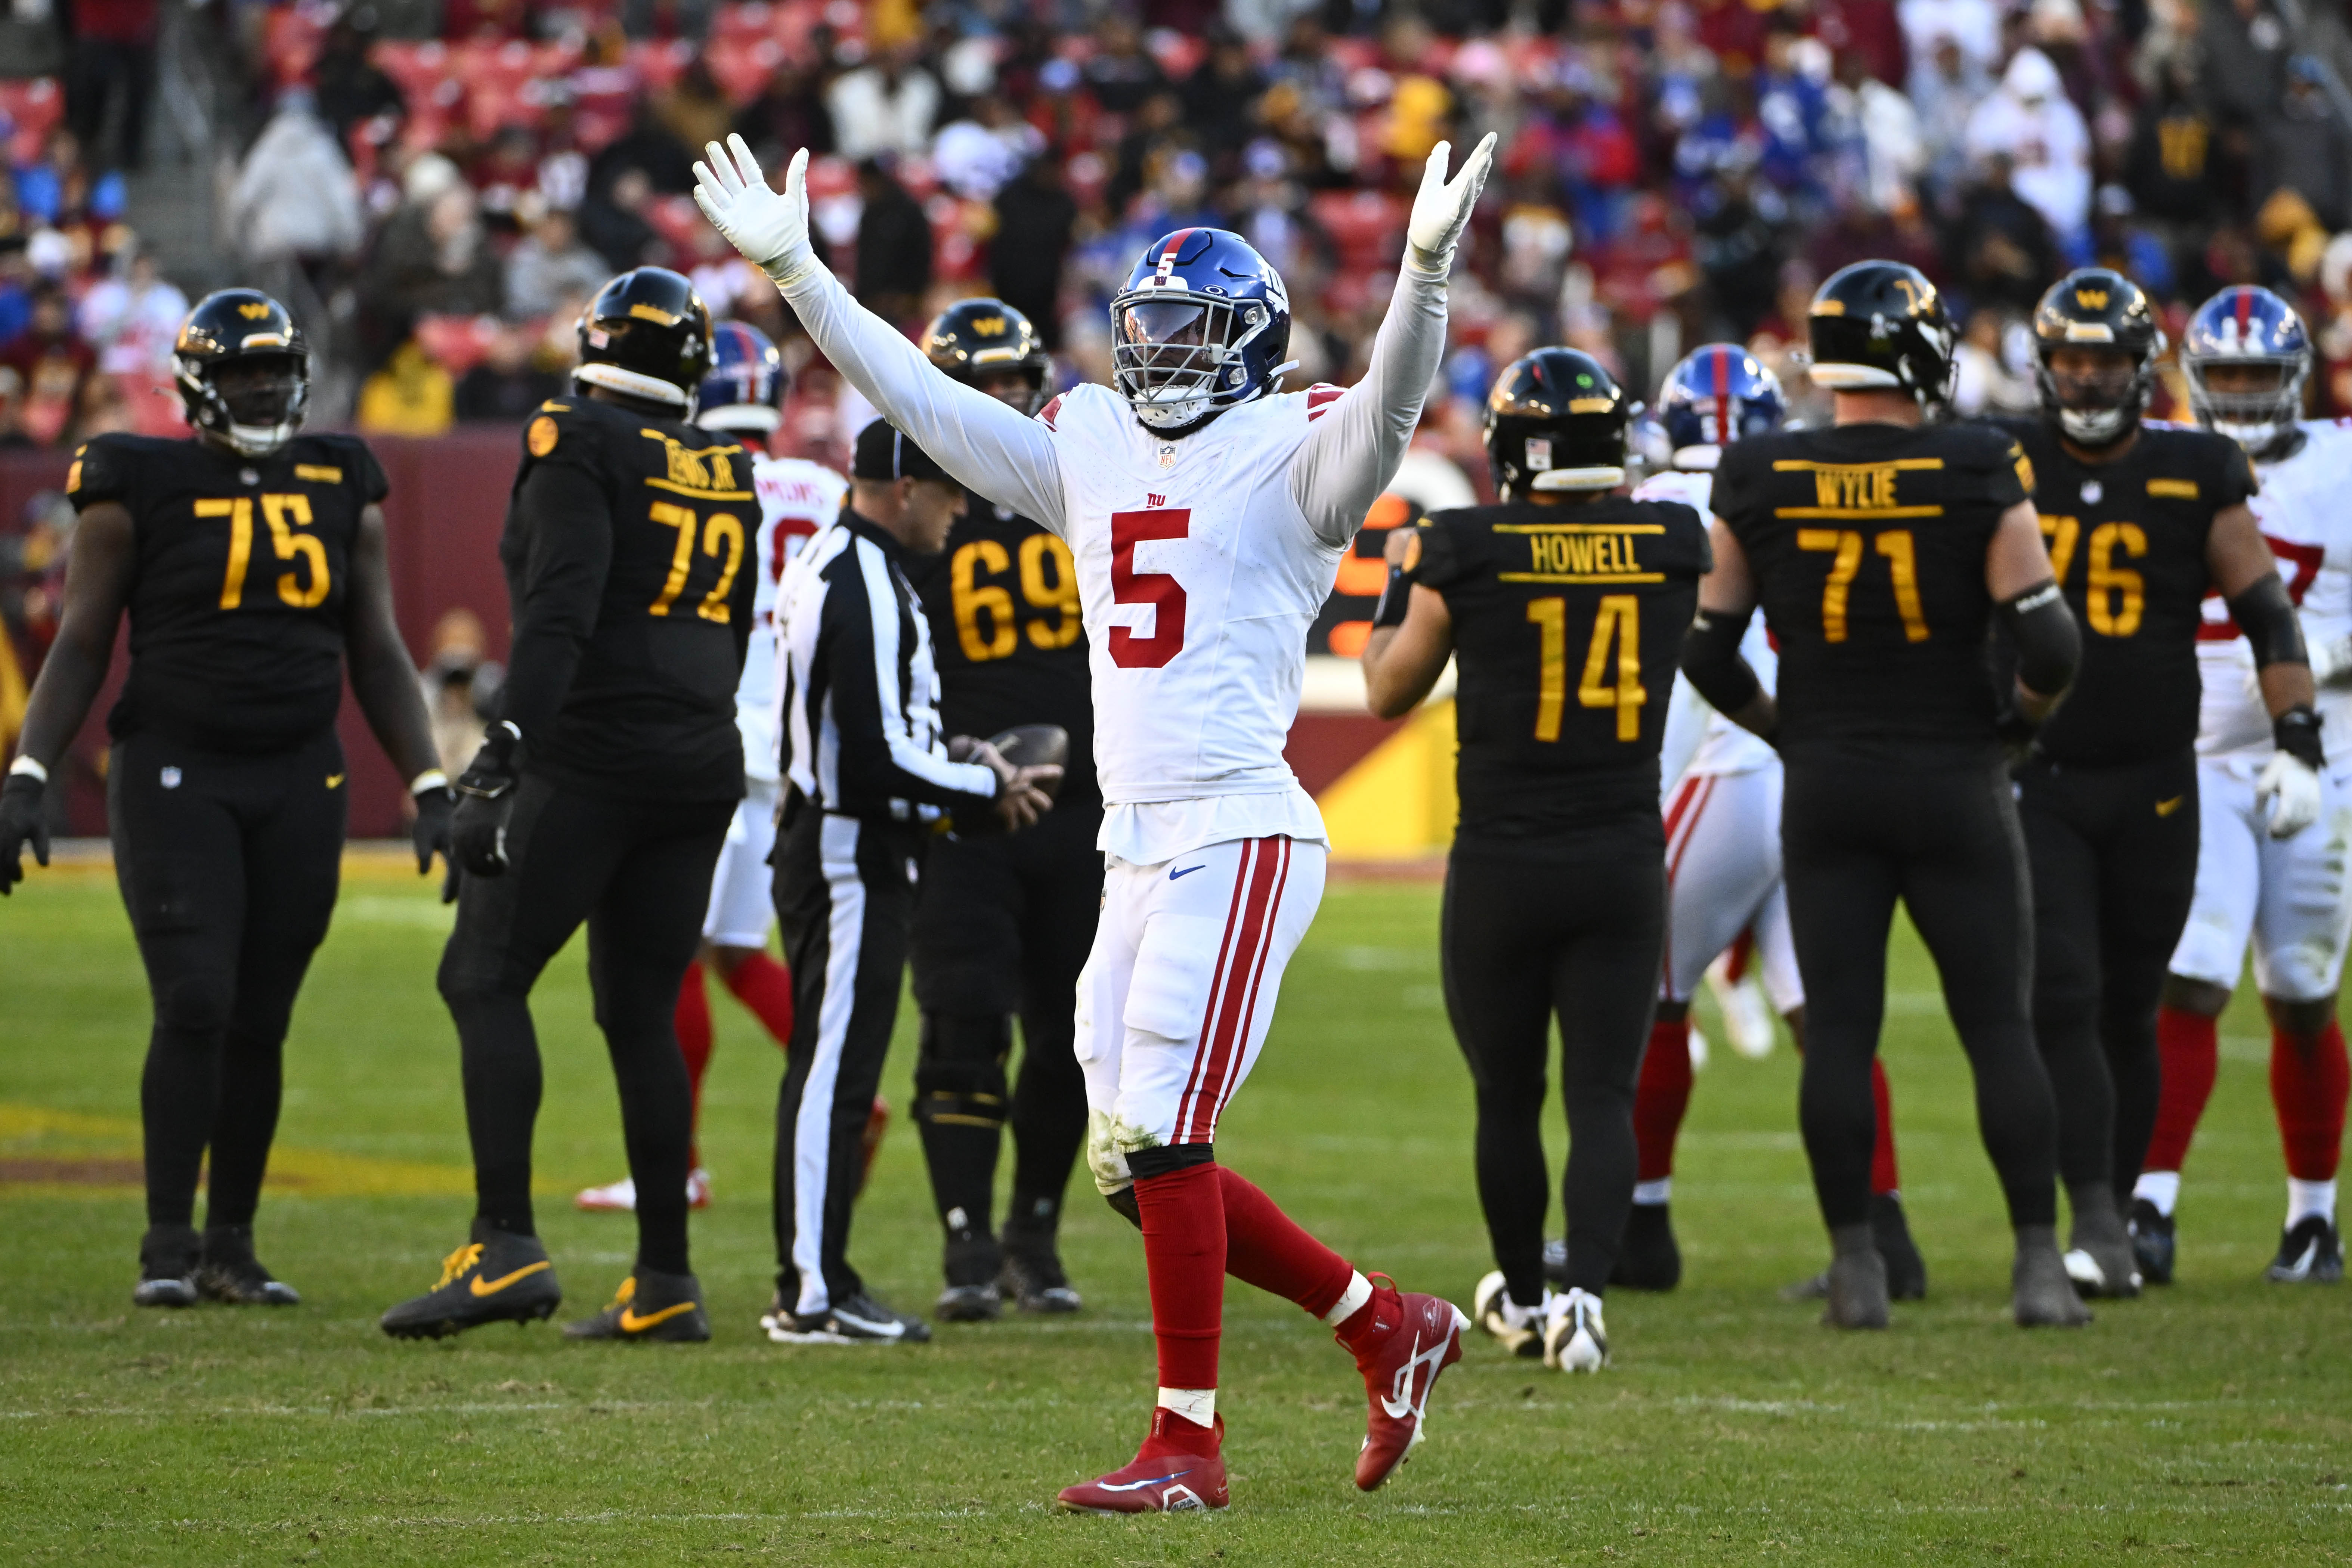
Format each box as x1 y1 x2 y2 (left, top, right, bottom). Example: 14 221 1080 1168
617 1301 697 1332
2155 796 2184 816
468 1260 552 1296
1169 865 1205 880
325 774 346 789
1098 1470 1191 1491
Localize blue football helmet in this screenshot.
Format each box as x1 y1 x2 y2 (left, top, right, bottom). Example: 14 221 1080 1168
1658 343 1785 471
1108 227 1294 434
695 319 786 434
2182 286 2311 455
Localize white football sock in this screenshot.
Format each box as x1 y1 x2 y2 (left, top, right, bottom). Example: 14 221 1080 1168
1157 1386 1215 1426
2287 1177 2337 1227
2134 1170 2180 1217
1632 1178 1671 1206
1321 1270 1372 1326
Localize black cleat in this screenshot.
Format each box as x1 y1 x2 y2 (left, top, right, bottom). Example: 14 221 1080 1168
133 1224 200 1309
1000 1223 1082 1313
1872 1193 1928 1301
2265 1215 2344 1283
564 1268 710 1341
196 1225 300 1305
1609 1202 1682 1291
935 1234 1003 1322
381 1220 561 1339
767 1290 932 1344
2129 1199 2176 1286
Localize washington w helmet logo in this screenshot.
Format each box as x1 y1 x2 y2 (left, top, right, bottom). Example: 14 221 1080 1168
238 302 273 319
2076 288 2110 310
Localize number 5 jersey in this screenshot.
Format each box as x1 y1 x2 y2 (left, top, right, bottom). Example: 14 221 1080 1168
67 430 385 753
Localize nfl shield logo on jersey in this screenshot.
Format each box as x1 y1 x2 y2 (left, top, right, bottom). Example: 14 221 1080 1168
160 767 182 789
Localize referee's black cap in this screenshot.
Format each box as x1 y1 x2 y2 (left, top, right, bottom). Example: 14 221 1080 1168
852 419 951 483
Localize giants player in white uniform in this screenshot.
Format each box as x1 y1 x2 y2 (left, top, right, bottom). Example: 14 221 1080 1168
574 323 853 1214
1617 346 1926 1299
2138 287 2346 1285
694 130 1494 1510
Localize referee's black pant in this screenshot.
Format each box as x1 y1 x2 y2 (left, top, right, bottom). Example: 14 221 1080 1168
908 793 1100 1256
1440 840 1666 1305
1781 754 2060 1232
773 807 926 1316
110 729 346 1235
438 773 732 1276
2016 750 2200 1202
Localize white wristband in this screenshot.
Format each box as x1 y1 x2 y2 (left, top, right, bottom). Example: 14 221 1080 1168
409 769 449 796
8 755 47 784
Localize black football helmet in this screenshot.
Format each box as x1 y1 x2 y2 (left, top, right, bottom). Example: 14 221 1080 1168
1485 348 1630 500
1806 260 1956 408
575 267 715 411
174 289 309 457
2031 268 2161 447
924 297 1052 413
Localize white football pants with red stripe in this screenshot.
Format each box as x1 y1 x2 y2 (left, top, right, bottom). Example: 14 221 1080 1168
1660 765 1803 1012
1076 835 1325 1194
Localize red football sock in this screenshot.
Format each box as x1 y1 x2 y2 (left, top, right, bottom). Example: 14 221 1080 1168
674 961 714 1169
2147 1006 2219 1172
1723 927 1754 985
1133 1162 1225 1392
2272 1019 2350 1181
1633 1017 1694 1184
1138 1406 1220 1459
724 951 796 1050
1215 1165 1353 1316
1870 1057 1900 1196
1333 1276 1405 1360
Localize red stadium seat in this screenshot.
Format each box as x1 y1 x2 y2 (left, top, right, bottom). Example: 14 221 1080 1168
122 372 188 437
0 77 63 165
263 6 326 87
643 194 711 264
628 38 696 95
372 40 452 105
1309 187 1406 276
412 314 501 377
705 35 786 106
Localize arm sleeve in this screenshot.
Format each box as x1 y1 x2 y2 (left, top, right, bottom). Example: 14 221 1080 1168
776 266 1066 533
2228 572 2308 669
496 461 613 740
2002 580 2081 695
1287 265 1451 546
819 549 1002 816
1680 603 1764 717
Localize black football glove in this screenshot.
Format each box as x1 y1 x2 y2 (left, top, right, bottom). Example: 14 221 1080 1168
0 771 49 896
451 723 522 879
412 783 457 901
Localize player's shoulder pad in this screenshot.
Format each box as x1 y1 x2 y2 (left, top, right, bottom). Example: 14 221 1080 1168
1037 380 1120 434
1634 496 1712 574
520 397 598 464
288 432 390 503
63 431 158 509
1408 507 1477 590
1303 382 1346 423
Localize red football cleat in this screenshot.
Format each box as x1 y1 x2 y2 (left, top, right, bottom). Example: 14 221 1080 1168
1348 1281 1468 1491
1056 1411 1229 1514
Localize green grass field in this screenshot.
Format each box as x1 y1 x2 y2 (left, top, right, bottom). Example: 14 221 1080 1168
3 856 2347 1565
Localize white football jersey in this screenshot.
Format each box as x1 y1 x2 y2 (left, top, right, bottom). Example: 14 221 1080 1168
2194 421 2352 767
739 454 847 783
1035 381 1350 864
1635 465 1778 778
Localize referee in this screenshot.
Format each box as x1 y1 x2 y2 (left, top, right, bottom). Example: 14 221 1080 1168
381 268 752 1344
764 419 1061 1345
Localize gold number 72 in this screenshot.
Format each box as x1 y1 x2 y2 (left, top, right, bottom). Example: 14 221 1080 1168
649 503 746 622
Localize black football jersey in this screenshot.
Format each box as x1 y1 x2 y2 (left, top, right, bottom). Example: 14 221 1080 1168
1415 494 1710 853
1996 418 2252 765
66 431 385 753
902 491 1096 803
503 397 759 800
1711 421 2031 763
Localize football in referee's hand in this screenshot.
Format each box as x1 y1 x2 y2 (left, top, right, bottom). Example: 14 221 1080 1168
988 724 1069 797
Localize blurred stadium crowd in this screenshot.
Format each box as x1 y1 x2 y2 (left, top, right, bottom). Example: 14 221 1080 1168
1 0 2352 474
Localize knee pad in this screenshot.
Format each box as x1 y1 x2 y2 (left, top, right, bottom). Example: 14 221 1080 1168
1085 1108 1137 1200
915 1012 1012 1128
154 973 233 1039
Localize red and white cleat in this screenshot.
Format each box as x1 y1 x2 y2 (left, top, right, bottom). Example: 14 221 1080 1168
1056 1411 1229 1514
1349 1279 1468 1491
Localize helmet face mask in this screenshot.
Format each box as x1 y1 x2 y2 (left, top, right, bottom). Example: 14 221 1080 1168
174 289 311 458
1107 228 1293 436
2043 345 2139 444
2182 286 2311 455
2031 269 2159 449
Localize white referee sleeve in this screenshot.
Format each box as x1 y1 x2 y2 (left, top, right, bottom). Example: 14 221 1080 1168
1287 263 1451 547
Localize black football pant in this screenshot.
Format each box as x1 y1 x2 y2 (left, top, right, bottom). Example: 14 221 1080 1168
909 796 1101 1265
2017 750 2199 1202
111 729 345 1234
438 774 730 1277
1781 757 2059 1231
1441 844 1666 1304
773 809 925 1316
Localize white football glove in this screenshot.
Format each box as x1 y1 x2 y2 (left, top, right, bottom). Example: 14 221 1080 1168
2256 747 2322 837
693 135 816 288
2308 632 2352 688
1404 132 1499 278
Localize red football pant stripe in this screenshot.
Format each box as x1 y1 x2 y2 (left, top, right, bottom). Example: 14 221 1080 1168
1869 1057 1899 1196
723 950 795 1051
1176 838 1288 1144
2145 1005 2219 1172
2272 1019 2350 1182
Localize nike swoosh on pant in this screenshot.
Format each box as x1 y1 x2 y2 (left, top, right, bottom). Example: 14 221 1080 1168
468 1260 552 1296
1169 865 1206 880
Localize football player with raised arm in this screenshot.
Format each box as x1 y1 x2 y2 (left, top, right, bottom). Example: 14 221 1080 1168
694 128 1495 1510
2138 286 2351 1286
1680 260 2090 1330
1995 270 2314 1299
1619 344 1925 1301
0 289 451 1308
1358 349 1710 1374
